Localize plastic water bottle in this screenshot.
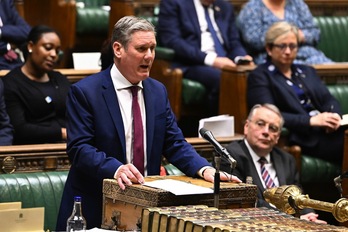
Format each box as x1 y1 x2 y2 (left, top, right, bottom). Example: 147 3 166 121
66 196 87 232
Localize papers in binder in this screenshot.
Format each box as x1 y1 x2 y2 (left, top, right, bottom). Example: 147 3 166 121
198 115 234 138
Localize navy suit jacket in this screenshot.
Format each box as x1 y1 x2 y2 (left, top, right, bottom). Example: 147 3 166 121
157 0 246 69
0 0 31 69
0 78 13 145
221 140 312 214
247 62 342 147
56 67 211 230
0 0 30 52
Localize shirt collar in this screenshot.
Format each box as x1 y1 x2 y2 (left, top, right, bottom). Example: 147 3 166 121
244 139 271 163
110 64 143 90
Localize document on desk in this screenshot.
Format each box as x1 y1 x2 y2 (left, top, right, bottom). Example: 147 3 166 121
143 179 213 195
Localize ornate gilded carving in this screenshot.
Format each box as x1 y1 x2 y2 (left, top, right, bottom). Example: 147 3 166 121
264 185 348 222
1 156 17 173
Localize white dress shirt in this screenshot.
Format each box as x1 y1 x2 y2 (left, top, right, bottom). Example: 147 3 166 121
110 64 148 176
244 139 279 188
193 0 224 66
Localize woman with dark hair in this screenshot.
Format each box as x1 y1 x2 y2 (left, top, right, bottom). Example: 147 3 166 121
2 25 71 144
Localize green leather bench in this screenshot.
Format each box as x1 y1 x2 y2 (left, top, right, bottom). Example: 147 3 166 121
314 16 348 62
76 0 109 36
0 171 68 231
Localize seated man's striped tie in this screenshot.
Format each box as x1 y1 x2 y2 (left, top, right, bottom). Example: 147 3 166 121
259 157 275 188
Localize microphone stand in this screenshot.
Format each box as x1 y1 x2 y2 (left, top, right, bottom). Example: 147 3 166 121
214 152 221 208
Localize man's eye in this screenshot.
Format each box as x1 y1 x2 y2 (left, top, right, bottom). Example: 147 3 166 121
269 125 279 132
256 121 265 126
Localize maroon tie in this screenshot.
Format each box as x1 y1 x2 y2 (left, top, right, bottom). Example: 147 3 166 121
130 86 144 175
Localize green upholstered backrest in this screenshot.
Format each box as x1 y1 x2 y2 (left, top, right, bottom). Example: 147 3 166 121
75 0 110 35
314 16 348 62
327 84 348 114
0 171 68 231
300 155 340 183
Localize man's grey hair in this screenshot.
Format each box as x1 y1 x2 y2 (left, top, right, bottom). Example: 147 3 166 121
247 104 284 128
111 16 156 48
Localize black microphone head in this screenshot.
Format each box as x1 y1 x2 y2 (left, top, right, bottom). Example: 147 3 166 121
199 128 208 137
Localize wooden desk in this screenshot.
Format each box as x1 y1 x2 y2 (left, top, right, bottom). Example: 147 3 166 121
0 68 100 83
0 143 69 174
0 136 243 174
57 68 100 83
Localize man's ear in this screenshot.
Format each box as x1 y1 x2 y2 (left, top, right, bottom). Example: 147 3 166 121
113 41 122 58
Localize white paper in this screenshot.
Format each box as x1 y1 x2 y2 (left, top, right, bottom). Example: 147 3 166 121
143 179 213 195
198 114 234 137
72 52 101 70
341 114 348 126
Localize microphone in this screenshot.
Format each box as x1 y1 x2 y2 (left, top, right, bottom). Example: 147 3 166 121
334 171 348 196
199 128 237 169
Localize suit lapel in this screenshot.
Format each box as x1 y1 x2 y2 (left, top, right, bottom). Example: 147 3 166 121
101 74 126 155
271 151 286 185
188 0 202 41
239 142 266 193
142 80 155 160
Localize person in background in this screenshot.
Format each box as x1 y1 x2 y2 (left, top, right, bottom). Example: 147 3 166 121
247 21 344 164
0 78 13 145
56 16 241 230
221 104 327 224
2 25 71 144
0 0 31 70
237 0 332 65
157 0 253 116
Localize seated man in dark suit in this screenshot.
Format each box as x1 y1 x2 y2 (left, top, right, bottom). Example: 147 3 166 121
157 0 253 115
0 0 31 70
220 103 326 223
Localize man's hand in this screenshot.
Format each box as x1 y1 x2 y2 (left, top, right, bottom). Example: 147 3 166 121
202 167 242 183
300 212 327 224
213 57 236 69
114 164 144 190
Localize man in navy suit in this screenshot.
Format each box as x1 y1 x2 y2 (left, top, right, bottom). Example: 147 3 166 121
220 104 326 224
0 0 31 70
157 0 253 115
56 16 241 230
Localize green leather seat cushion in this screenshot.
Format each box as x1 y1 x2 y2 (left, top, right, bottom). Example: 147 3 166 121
0 171 68 231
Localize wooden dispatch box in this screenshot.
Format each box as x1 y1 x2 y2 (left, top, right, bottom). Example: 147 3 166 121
101 175 257 230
